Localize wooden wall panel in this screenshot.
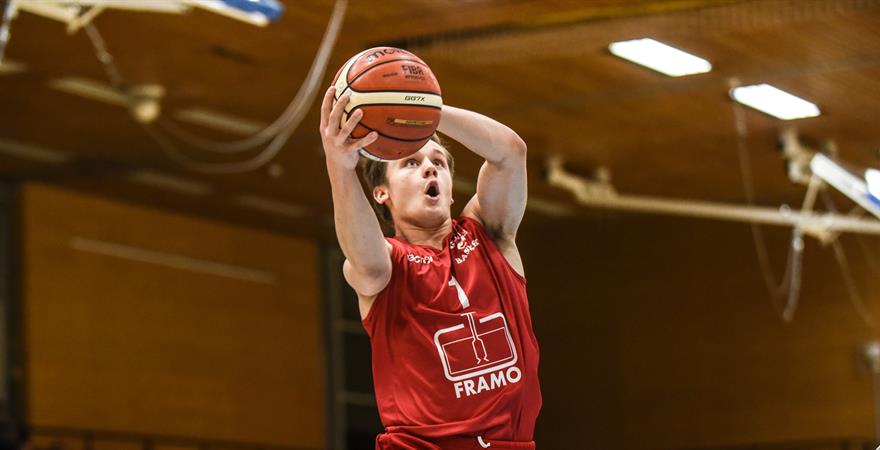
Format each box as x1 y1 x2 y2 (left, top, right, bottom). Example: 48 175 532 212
22 183 324 449
520 216 879 449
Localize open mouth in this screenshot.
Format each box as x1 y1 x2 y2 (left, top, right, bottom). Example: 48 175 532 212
425 181 439 198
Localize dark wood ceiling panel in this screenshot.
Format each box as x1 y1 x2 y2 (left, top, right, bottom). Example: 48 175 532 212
1 0 879 237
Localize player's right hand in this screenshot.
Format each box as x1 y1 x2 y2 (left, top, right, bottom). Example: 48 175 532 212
320 86 378 171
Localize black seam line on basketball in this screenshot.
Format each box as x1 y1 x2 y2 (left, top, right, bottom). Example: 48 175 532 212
347 87 441 96
347 58 429 85
336 85 352 101
357 122 434 142
337 86 437 100
348 58 420 82
348 58 428 83
347 103 442 113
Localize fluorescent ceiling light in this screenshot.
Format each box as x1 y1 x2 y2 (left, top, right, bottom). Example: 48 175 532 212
174 107 267 136
126 170 213 196
189 0 274 26
608 38 711 77
730 84 821 120
69 236 277 284
49 77 129 107
810 153 880 220
233 195 308 218
867 169 880 203
0 60 27 75
0 138 71 163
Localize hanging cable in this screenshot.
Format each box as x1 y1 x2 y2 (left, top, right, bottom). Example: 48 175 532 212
820 188 878 327
80 0 348 173
142 0 348 172
730 77 804 321
844 198 880 273
84 23 124 88
830 237 878 327
857 234 880 272
781 227 804 322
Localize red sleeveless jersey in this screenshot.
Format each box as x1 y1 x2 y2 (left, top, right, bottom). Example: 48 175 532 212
362 217 542 446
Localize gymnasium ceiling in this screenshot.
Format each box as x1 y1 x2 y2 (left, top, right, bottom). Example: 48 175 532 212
1 0 880 238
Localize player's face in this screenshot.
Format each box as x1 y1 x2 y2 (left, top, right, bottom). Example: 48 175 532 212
379 141 453 228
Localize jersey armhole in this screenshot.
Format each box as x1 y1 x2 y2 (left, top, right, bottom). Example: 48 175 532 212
458 216 527 285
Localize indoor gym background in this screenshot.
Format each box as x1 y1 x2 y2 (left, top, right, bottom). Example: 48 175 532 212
0 1 878 449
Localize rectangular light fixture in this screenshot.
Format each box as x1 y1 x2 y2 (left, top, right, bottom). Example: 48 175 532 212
0 60 27 75
730 84 821 120
69 236 277 284
49 76 129 107
174 107 267 136
810 153 880 220
0 138 71 164
126 170 213 196
608 38 711 77
867 168 880 204
188 0 275 27
232 195 308 218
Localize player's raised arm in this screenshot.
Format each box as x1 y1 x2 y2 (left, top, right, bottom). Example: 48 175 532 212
320 86 391 296
438 105 528 241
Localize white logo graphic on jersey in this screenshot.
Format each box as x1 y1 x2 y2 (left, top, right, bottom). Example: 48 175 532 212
433 312 520 397
406 253 434 265
449 229 480 264
433 312 520 398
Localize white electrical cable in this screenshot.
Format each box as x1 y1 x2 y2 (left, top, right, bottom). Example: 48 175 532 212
143 0 348 172
857 234 880 273
80 0 347 172
84 23 124 88
781 227 804 322
830 237 878 328
730 78 804 321
821 190 878 328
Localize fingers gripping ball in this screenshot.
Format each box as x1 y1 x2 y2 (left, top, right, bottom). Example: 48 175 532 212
332 47 442 161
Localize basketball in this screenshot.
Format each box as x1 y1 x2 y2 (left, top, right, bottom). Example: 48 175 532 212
332 47 442 161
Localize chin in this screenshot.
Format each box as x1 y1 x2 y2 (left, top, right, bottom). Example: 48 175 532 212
413 208 451 227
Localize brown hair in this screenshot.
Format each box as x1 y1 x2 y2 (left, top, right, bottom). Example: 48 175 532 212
360 133 455 226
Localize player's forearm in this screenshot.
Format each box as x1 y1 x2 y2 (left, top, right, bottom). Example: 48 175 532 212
437 105 527 165
326 163 389 273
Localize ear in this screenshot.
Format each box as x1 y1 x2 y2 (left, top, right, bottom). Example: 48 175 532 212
450 182 454 205
373 185 389 205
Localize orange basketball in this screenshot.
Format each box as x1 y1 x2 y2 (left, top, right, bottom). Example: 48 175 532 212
332 47 442 161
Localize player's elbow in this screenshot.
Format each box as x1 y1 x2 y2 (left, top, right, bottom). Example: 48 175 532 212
493 135 526 168
508 134 527 158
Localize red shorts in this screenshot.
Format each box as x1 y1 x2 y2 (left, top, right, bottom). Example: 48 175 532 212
375 432 535 450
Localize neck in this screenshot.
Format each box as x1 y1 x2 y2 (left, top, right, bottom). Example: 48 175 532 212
394 218 453 250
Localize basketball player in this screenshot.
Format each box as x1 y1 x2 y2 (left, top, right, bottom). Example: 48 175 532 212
320 85 541 450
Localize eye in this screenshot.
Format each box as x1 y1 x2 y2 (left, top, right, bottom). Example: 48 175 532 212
405 159 418 167
433 159 446 168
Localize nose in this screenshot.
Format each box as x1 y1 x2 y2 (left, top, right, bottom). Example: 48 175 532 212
421 159 437 178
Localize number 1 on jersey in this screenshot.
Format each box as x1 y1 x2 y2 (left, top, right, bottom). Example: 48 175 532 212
449 276 470 309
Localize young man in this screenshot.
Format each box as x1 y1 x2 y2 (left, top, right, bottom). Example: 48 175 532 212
320 86 541 450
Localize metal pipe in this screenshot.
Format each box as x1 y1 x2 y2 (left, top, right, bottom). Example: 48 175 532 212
547 159 880 237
